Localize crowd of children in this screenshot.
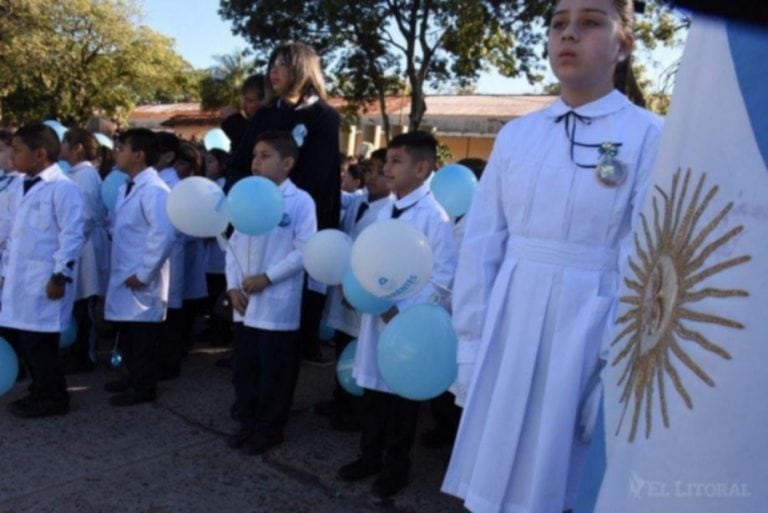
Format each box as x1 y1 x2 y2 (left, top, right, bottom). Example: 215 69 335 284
0 0 672 510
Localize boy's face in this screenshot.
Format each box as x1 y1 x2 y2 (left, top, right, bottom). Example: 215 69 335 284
0 141 13 171
11 137 47 175
251 141 292 184
205 153 221 179
364 158 390 198
340 168 361 192
114 140 143 174
241 89 262 119
383 146 429 198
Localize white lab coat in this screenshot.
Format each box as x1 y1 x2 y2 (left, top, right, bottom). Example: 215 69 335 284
225 178 316 331
104 167 176 322
323 193 394 337
352 183 457 392
0 164 85 332
159 167 184 309
0 171 22 281
68 161 109 299
441 90 663 513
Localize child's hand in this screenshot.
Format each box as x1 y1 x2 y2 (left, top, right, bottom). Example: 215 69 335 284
125 274 146 290
45 279 65 300
381 306 399 324
242 273 271 294
228 289 248 315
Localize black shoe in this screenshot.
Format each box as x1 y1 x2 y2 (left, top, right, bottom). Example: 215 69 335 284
109 390 156 407
226 429 254 449
230 402 240 422
215 356 232 369
6 393 36 411
338 457 382 482
7 397 69 418
330 412 361 432
371 471 409 500
420 428 456 449
301 353 334 367
104 378 130 393
241 432 283 455
61 358 95 375
157 366 180 381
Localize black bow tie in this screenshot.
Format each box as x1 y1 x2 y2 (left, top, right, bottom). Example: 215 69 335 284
23 176 41 195
125 179 135 197
355 202 369 223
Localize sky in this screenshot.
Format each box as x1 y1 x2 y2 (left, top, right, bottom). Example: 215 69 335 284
138 0 682 96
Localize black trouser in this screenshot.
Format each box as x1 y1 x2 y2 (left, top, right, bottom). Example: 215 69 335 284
232 323 300 436
427 391 461 440
70 297 95 363
360 389 420 475
157 308 184 374
117 321 160 395
298 280 325 359
1 328 67 401
205 273 231 345
181 297 206 350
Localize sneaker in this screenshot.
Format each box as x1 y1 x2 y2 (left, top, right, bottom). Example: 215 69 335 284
338 457 382 482
241 432 283 455
371 471 409 500
108 390 156 407
302 353 334 367
7 397 69 418
104 378 130 393
226 428 254 449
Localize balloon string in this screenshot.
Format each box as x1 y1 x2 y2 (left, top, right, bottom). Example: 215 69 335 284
429 280 453 297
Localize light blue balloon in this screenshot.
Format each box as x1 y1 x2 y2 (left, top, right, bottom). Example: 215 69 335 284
337 340 363 397
0 336 19 396
101 169 129 212
59 316 78 348
318 323 335 341
377 303 458 400
226 176 284 236
94 132 114 150
58 160 71 174
342 269 393 315
203 128 231 152
430 163 478 217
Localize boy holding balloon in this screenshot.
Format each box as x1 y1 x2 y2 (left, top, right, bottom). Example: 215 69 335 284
225 131 316 455
103 129 176 407
0 124 85 418
339 131 457 500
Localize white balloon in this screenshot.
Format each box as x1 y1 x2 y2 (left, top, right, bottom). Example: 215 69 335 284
166 176 229 237
203 128 231 152
350 219 433 300
303 229 353 285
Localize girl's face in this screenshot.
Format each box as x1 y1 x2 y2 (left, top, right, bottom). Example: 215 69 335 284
269 53 293 99
548 0 631 103
205 153 221 179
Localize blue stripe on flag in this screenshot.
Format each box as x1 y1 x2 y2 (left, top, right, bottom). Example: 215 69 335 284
727 21 768 169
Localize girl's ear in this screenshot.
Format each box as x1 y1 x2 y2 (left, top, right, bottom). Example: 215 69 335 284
618 31 634 62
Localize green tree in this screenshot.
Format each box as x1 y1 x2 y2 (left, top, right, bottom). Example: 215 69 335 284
199 50 258 111
0 0 198 125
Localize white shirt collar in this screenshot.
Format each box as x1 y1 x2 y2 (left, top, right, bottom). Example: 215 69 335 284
545 89 630 120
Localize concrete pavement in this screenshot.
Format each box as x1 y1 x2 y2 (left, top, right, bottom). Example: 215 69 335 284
0 343 466 513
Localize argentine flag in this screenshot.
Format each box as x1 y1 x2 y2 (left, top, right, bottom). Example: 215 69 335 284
595 16 768 513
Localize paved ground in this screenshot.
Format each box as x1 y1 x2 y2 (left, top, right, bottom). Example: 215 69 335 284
0 341 467 513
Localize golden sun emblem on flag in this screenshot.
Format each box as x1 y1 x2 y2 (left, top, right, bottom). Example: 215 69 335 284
611 168 750 442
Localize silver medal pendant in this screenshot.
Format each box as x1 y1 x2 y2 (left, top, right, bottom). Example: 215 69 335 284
596 156 628 187
595 142 627 187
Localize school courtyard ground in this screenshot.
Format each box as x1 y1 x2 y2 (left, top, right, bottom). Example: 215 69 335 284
0 342 466 513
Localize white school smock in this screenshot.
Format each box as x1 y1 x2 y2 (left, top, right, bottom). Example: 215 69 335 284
158 167 184 309
68 161 109 299
441 90 663 513
0 164 85 332
225 178 316 331
104 167 176 322
323 193 394 338
0 171 21 283
352 183 457 392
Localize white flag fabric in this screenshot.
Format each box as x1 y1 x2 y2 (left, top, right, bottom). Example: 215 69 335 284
596 16 768 513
